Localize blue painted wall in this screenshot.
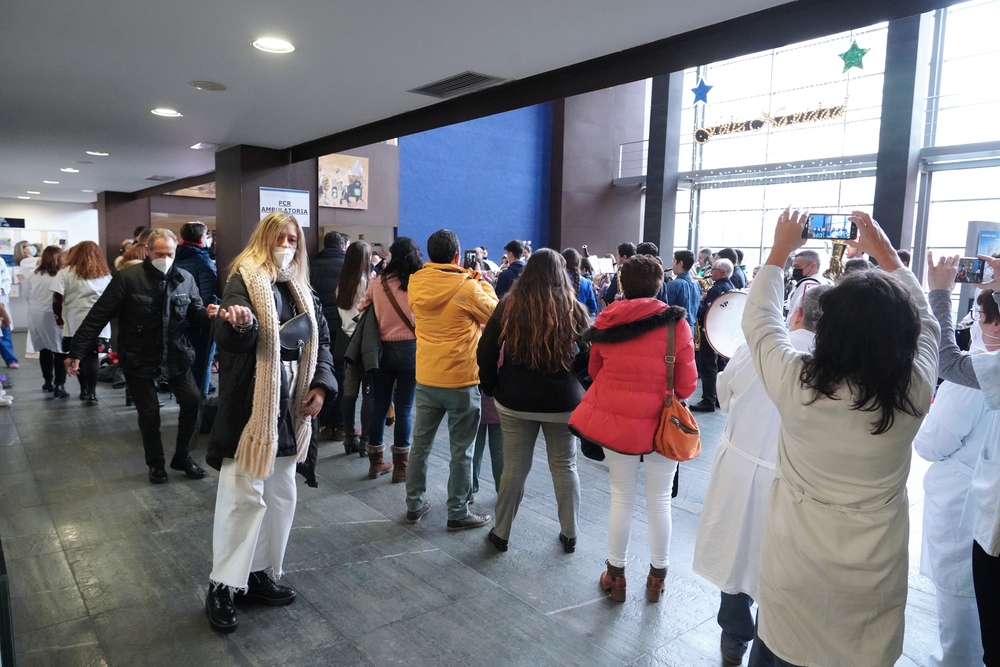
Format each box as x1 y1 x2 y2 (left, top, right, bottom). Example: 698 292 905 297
398 103 551 260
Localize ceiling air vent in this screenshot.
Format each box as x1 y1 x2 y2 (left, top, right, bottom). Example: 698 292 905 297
408 71 506 99
145 175 175 182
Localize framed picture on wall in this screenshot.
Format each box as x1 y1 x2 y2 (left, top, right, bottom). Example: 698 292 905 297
318 154 369 209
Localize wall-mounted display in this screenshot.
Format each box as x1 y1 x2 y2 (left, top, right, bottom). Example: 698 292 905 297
319 154 368 209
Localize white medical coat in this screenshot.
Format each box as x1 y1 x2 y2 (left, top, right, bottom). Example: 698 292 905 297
693 327 815 600
744 265 939 667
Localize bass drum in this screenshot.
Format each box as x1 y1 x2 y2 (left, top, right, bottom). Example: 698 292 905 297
703 290 748 359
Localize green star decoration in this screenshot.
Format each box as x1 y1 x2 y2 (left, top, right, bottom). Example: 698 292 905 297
839 40 870 73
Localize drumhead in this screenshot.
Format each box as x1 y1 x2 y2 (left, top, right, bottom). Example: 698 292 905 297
703 290 748 359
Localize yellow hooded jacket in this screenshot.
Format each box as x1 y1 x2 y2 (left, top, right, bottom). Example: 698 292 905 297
407 262 498 388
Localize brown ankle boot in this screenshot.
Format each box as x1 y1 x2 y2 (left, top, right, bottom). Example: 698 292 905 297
367 449 392 479
600 561 626 602
391 448 408 484
646 565 667 602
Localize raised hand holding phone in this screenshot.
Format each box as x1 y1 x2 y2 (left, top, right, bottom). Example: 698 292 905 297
845 211 903 271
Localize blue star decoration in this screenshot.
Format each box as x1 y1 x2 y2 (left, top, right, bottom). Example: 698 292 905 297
691 78 713 104
838 40 870 73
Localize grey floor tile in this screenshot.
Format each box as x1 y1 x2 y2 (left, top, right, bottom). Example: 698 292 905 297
0 471 45 511
228 598 361 667
630 617 737 667
13 617 107 667
7 551 78 599
11 587 88 634
91 592 252 667
48 492 164 549
0 443 30 473
353 587 621 667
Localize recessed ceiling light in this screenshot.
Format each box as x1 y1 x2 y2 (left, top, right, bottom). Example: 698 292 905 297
17 196 30 199
26 191 40 194
43 180 59 184
60 167 80 173
151 108 183 117
81 189 94 193
86 150 109 156
251 37 295 53
189 80 227 92
190 142 218 150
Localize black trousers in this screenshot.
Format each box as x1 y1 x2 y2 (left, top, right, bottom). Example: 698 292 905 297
974 539 1000 666
38 348 67 386
63 335 99 394
125 369 201 467
320 355 346 428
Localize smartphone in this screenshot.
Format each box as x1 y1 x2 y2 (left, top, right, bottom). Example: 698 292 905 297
801 213 857 240
956 257 985 283
463 250 477 270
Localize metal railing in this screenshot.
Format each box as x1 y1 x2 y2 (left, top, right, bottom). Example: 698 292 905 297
617 140 648 181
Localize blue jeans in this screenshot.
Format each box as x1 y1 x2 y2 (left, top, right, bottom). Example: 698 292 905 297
405 384 481 520
719 592 755 659
186 326 214 397
367 340 416 452
0 326 18 366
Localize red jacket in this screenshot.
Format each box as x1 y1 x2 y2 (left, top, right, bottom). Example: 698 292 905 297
569 299 696 455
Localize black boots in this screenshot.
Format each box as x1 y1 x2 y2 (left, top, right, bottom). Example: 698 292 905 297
233 570 296 606
52 384 69 399
206 583 238 632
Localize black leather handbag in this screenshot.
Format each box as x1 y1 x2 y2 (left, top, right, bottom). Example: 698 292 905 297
279 312 312 361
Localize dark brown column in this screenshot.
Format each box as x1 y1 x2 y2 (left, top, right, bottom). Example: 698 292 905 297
214 145 319 278
643 72 685 257
872 14 933 248
96 191 150 268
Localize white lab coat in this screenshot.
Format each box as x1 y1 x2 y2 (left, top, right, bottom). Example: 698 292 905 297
50 268 111 339
744 265 939 667
693 328 815 600
22 271 63 353
968 350 1000 556
913 380 986 667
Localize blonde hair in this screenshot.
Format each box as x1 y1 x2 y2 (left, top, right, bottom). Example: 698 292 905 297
228 211 309 283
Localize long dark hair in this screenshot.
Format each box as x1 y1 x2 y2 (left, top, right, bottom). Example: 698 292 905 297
335 241 371 310
383 237 423 291
35 245 63 277
799 270 923 435
501 248 590 374
562 247 582 294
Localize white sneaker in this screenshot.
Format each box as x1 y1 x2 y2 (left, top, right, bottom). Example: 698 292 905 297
0 395 12 406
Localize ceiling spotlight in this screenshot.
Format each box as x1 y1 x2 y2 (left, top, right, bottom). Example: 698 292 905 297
86 150 109 157
252 37 295 53
17 196 30 199
189 80 227 92
60 167 80 173
190 142 218 150
43 180 59 184
151 108 183 117
26 190 40 194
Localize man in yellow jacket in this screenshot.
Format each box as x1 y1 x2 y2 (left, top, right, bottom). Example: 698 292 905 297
405 229 498 530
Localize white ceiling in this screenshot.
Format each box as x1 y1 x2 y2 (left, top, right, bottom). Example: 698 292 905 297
0 0 791 204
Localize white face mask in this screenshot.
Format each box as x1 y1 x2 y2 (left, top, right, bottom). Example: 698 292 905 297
25 245 37 257
151 257 173 274
272 246 295 269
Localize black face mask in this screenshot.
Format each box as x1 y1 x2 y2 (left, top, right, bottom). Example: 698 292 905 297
791 268 805 281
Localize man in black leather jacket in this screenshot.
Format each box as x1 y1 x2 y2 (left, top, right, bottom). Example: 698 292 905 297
310 231 348 438
68 229 219 484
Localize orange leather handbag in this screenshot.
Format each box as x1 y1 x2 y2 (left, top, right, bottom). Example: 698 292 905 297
652 322 702 461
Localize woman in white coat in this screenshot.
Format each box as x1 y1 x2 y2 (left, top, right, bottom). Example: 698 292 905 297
23 246 68 397
743 210 939 667
693 284 828 665
914 355 989 666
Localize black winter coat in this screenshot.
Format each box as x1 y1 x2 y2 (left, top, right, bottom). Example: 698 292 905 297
174 244 219 304
70 259 209 378
206 273 337 470
311 247 345 331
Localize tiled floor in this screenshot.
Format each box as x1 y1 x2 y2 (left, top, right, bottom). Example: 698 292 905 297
0 333 939 667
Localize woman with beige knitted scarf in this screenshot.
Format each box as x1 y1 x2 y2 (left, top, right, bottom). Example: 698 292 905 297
204 212 337 633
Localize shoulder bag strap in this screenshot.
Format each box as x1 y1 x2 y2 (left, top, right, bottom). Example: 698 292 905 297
381 275 416 334
664 321 676 407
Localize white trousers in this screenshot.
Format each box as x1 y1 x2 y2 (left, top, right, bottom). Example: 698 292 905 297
604 449 678 569
210 456 297 589
927 586 983 667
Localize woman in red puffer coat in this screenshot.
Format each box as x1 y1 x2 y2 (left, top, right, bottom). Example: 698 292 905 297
569 255 696 603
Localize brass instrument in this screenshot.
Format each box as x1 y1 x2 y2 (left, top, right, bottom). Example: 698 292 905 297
825 241 849 280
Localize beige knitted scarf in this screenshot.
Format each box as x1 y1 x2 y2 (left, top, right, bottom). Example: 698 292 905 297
234 262 318 480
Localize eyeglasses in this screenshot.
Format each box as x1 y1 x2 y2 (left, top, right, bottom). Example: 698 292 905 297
972 308 983 321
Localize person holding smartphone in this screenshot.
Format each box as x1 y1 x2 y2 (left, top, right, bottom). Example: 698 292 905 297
205 212 336 632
